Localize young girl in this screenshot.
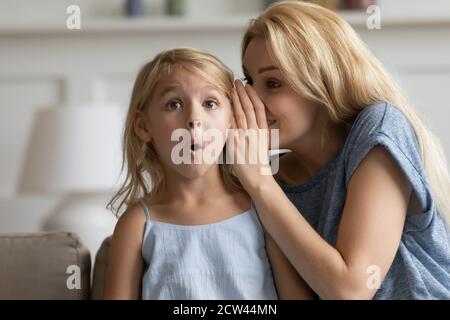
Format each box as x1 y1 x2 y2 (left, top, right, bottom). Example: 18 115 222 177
230 1 450 299
104 47 314 299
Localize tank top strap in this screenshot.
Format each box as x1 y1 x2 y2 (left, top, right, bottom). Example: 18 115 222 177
250 200 254 210
139 198 151 221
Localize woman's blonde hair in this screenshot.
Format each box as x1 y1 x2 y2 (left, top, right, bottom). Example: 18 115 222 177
242 1 450 221
107 47 241 217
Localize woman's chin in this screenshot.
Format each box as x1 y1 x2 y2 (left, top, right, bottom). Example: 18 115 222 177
270 135 289 150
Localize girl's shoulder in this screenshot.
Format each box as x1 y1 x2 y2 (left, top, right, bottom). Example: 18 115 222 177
119 200 148 222
113 200 147 240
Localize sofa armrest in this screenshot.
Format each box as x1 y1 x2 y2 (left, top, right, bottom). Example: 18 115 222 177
0 232 91 299
91 235 112 300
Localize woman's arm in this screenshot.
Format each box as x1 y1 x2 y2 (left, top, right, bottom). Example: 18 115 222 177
265 231 317 299
230 81 412 299
249 147 411 300
103 203 146 299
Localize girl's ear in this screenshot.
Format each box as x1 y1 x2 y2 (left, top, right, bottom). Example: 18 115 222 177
134 111 152 143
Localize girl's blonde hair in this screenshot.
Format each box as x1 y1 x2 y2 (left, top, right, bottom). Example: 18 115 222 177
107 47 241 217
242 1 450 221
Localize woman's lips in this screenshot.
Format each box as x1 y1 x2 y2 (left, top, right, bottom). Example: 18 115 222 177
267 119 277 127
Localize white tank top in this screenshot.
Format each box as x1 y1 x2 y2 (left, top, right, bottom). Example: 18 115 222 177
139 198 278 300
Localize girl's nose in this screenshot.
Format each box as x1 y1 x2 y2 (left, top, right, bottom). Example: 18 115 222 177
188 119 202 129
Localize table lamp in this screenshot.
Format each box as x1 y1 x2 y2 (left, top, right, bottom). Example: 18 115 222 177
18 104 125 261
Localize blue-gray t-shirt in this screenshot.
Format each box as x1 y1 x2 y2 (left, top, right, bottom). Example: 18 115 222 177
277 102 450 299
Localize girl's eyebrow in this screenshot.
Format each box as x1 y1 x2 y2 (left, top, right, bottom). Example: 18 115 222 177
160 84 220 96
160 84 181 96
203 85 221 93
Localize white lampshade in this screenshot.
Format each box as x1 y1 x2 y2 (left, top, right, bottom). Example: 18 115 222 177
18 105 124 194
17 104 125 262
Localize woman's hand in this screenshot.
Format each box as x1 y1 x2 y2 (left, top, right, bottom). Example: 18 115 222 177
230 79 274 190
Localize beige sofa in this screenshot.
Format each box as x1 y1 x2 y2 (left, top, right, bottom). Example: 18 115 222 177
0 232 111 299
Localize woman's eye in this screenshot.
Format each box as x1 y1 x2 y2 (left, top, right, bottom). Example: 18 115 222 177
242 76 253 85
166 100 182 111
204 100 218 109
266 79 281 89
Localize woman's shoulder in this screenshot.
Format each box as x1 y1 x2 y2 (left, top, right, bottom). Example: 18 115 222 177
350 102 414 138
343 102 420 158
342 102 427 196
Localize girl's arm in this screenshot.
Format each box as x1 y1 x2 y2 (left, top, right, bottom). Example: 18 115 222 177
265 231 317 299
103 203 146 299
249 147 411 300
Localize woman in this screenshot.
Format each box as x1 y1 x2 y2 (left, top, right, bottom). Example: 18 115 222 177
230 1 450 299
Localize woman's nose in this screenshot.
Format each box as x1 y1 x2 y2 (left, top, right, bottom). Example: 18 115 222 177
253 85 266 101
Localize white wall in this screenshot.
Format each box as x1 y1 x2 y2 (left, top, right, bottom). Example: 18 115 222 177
1 0 450 236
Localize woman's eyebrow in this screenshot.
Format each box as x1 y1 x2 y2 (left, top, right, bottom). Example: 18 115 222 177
242 65 278 75
258 66 278 74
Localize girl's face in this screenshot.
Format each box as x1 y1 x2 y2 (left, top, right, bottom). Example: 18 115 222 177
242 38 321 149
138 67 232 179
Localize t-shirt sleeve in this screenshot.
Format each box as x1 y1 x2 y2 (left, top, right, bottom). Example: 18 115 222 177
343 103 435 232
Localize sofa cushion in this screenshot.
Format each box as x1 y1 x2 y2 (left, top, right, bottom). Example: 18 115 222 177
0 232 91 299
91 235 111 300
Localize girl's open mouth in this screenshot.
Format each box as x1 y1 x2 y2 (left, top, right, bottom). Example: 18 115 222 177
190 143 203 161
190 143 201 151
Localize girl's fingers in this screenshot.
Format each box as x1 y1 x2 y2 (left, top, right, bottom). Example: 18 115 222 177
231 86 247 130
245 84 268 130
234 79 258 129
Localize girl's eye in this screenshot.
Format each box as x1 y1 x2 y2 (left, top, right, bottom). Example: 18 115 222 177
266 79 281 89
204 100 218 109
242 76 253 85
166 100 183 111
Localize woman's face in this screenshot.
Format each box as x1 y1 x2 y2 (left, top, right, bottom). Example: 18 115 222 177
136 67 232 179
242 38 321 149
